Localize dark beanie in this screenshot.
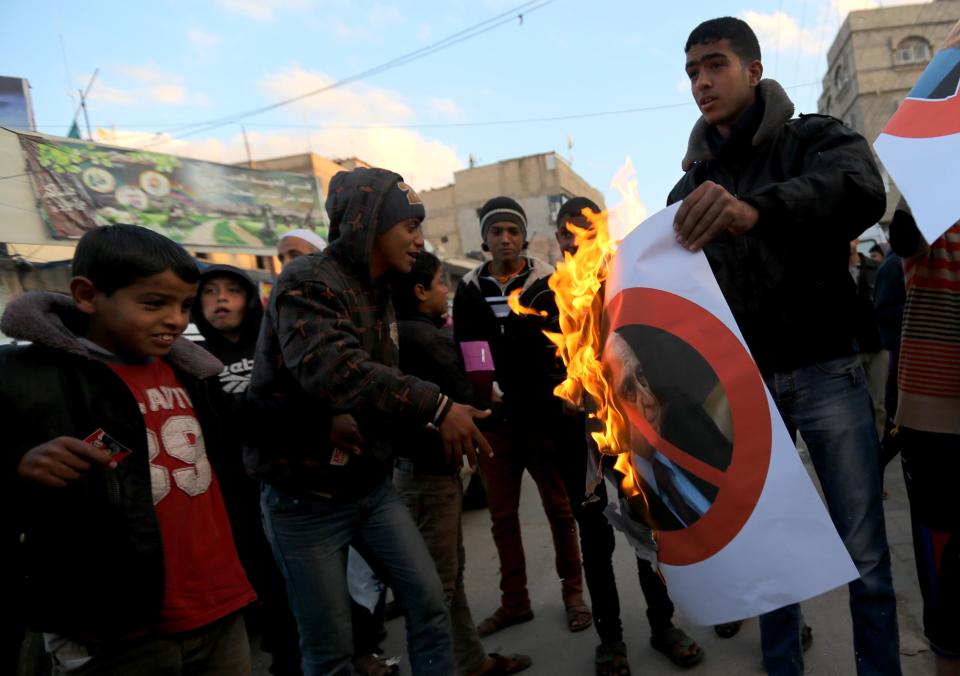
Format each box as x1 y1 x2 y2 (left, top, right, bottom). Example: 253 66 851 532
377 180 426 234
557 196 601 228
479 196 527 241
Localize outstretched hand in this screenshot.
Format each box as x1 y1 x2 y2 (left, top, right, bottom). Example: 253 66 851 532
439 403 493 469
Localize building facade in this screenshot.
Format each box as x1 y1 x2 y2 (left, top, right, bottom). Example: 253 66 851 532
818 0 960 223
419 152 605 266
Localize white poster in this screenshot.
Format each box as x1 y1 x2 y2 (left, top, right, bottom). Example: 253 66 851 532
601 204 858 625
874 46 960 244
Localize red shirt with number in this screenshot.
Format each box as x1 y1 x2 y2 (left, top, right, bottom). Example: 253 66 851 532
106 358 255 633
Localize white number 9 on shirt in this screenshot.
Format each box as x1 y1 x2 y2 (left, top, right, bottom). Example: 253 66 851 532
146 416 213 504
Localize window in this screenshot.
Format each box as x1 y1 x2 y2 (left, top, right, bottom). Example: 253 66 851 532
893 37 932 65
834 63 848 88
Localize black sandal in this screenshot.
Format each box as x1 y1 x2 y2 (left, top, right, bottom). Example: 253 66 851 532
595 641 631 676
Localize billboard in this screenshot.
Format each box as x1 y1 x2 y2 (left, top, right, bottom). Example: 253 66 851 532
18 133 327 248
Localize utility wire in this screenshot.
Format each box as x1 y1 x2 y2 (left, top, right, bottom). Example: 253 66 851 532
136 0 557 149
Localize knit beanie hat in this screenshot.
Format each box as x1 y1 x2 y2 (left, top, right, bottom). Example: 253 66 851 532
479 196 527 241
377 180 426 234
557 196 601 228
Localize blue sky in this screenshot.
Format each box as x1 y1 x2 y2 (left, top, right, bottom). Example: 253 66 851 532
0 0 922 215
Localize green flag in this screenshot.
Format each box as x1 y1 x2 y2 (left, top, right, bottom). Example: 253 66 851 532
67 121 81 139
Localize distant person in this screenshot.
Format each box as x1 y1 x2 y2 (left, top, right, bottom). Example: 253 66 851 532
192 265 302 676
453 197 591 638
1 225 256 674
277 228 326 268
850 239 887 439
868 243 886 264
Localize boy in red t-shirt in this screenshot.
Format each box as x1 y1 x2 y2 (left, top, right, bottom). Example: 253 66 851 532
2 225 256 674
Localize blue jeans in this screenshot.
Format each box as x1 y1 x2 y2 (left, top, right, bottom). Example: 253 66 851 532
759 355 901 676
260 478 453 676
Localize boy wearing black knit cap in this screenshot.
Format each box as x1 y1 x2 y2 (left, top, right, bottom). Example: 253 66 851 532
452 196 592 638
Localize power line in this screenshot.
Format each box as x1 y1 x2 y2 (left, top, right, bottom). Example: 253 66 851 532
28 80 821 138
136 0 558 150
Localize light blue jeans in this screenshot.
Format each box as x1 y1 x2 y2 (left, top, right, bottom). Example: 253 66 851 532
260 478 453 676
759 355 901 676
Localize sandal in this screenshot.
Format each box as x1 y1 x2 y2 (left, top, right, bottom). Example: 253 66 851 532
714 620 743 638
650 626 705 668
476 653 532 675
566 603 593 632
595 641 631 676
353 653 399 676
477 607 535 638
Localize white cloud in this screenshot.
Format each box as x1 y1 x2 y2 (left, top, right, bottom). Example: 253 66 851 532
742 0 932 61
742 10 824 56
370 3 404 25
676 77 689 94
187 27 222 48
428 97 463 119
216 0 315 21
333 18 372 41
260 65 413 123
417 24 432 41
105 65 465 189
85 65 208 108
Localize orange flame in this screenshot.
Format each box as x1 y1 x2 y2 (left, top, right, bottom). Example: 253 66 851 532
506 288 548 317
506 159 648 500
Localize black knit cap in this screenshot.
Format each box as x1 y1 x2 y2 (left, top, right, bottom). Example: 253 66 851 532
557 196 601 228
377 180 426 234
479 196 527 241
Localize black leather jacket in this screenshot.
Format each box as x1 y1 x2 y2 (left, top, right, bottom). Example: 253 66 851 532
668 80 886 375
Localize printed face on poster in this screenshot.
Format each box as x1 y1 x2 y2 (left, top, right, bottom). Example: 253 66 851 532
601 204 858 625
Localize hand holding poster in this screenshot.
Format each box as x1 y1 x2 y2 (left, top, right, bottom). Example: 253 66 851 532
874 21 960 244
550 204 858 625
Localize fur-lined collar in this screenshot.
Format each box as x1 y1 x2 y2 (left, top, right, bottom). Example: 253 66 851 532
681 79 795 172
0 291 223 379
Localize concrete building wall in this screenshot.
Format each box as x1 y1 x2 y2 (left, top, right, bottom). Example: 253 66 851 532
420 152 604 266
818 0 960 223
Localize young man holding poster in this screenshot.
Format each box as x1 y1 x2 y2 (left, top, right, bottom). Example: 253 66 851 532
668 17 899 676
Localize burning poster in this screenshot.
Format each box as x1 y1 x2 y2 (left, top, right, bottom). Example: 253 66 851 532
550 203 858 625
874 42 960 244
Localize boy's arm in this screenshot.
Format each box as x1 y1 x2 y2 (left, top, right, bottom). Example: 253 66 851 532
275 280 445 426
743 119 886 243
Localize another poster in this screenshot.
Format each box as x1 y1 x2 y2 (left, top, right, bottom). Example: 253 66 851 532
18 133 327 248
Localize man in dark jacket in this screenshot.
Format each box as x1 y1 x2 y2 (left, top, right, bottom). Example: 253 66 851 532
192 265 302 676
247 167 491 676
453 197 590 638
668 17 899 676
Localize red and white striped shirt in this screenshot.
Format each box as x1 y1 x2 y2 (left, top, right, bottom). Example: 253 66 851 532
896 222 960 435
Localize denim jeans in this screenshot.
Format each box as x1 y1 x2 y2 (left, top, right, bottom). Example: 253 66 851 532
260 478 453 676
759 355 901 676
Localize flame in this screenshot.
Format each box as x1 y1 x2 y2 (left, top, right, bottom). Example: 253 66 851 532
506 157 648 500
507 288 547 317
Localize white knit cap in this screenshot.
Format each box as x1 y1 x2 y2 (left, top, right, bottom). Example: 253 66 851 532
279 228 326 252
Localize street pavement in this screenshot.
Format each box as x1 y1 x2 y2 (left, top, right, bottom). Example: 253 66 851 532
252 450 933 675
